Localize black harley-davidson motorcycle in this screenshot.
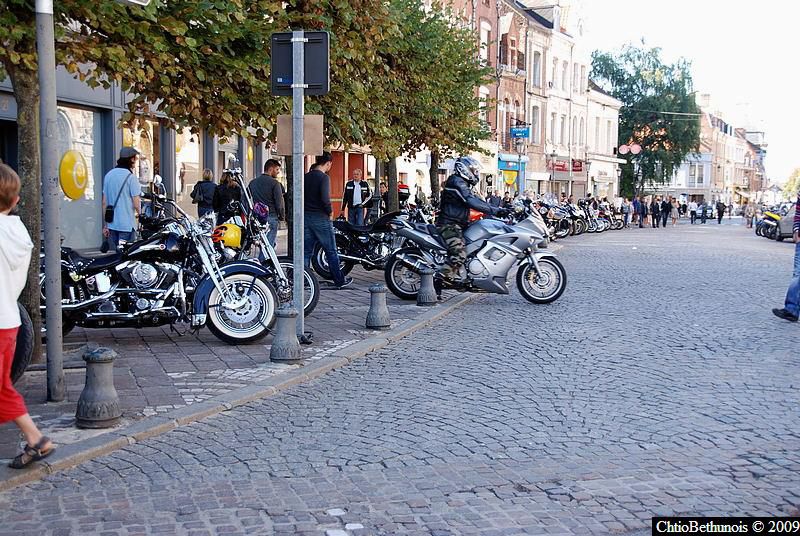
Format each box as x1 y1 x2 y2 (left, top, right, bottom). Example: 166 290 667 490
41 198 278 344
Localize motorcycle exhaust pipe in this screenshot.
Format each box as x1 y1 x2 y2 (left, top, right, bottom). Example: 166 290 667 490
396 253 429 272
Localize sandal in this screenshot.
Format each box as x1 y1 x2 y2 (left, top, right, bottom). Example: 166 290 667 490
8 437 55 469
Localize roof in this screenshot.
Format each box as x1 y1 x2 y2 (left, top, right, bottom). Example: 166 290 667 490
588 79 613 98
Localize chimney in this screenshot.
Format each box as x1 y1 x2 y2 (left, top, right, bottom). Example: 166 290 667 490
552 6 561 31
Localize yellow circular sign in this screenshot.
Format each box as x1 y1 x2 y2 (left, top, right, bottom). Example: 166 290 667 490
59 150 89 200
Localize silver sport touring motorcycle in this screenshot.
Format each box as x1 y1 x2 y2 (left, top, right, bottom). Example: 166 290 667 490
383 204 567 304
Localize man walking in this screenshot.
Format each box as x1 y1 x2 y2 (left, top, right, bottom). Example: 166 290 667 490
716 200 726 224
304 152 352 288
650 197 661 228
688 199 698 224
342 167 370 226
660 197 671 228
700 201 708 224
632 196 641 226
103 147 142 251
249 159 285 248
637 197 648 228
772 193 800 322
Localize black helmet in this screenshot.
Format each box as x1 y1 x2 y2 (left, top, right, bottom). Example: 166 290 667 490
453 156 481 186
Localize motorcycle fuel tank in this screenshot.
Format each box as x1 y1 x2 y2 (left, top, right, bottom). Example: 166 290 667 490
463 218 516 244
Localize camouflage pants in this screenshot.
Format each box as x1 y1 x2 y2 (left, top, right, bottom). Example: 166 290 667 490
437 224 466 276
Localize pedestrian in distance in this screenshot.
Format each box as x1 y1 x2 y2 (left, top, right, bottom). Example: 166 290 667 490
304 152 352 289
0 163 56 469
190 168 217 218
772 193 800 322
621 197 631 228
341 167 370 227
670 198 679 226
700 202 708 224
744 201 755 228
502 191 513 209
632 196 640 225
102 146 142 252
487 190 501 208
688 199 698 224
249 159 285 248
650 197 661 228
638 197 648 228
661 197 671 228
212 170 242 225
716 200 726 224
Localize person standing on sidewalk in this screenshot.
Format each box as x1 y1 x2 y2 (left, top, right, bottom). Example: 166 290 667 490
661 197 671 228
772 193 800 322
304 152 352 288
670 198 680 226
249 159 285 248
102 147 142 252
716 200 726 224
637 197 648 228
688 199 698 224
744 201 755 228
700 201 708 224
0 163 55 469
190 169 217 218
341 168 370 226
650 197 661 228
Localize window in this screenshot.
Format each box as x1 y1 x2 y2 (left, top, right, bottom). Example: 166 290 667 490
510 38 516 70
571 116 577 145
532 51 542 87
479 86 490 124
175 129 202 217
560 115 566 146
499 35 509 67
552 57 558 87
580 65 586 92
688 163 705 187
579 117 585 146
480 22 491 64
550 112 557 143
594 117 600 152
606 120 613 153
572 64 579 92
531 105 541 144
561 61 568 90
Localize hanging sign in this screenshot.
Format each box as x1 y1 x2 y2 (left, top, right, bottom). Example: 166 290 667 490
59 150 88 200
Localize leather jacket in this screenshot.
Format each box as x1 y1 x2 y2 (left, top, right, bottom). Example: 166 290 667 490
436 174 499 227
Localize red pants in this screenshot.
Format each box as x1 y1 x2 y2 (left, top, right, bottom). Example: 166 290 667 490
0 327 27 423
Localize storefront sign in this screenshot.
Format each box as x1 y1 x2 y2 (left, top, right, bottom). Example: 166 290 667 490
572 160 583 173
59 150 88 200
552 160 569 172
499 160 520 171
510 126 530 138
503 170 517 185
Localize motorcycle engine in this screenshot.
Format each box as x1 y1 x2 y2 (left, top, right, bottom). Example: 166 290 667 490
131 263 160 288
467 258 489 277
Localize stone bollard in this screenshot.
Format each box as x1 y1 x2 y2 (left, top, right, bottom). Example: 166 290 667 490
76 347 121 429
270 305 303 363
417 268 438 307
366 284 391 330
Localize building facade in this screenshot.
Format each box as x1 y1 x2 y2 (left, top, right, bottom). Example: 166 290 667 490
586 81 624 199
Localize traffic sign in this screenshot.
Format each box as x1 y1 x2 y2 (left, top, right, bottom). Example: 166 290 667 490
510 126 530 138
271 31 330 96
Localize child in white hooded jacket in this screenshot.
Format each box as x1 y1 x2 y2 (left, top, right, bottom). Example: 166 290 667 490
0 163 55 468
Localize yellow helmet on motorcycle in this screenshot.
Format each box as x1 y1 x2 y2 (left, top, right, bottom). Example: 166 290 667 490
211 224 242 249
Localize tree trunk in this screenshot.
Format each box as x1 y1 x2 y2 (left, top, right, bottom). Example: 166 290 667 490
386 158 399 212
429 150 440 206
8 65 43 362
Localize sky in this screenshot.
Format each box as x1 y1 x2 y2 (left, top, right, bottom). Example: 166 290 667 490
579 0 799 184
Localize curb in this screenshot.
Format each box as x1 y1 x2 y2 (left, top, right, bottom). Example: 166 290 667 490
0 292 480 492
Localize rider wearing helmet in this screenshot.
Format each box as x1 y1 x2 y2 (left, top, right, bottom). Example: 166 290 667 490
436 156 506 280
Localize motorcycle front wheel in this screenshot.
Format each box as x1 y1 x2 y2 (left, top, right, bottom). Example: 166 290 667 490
574 219 587 235
517 257 567 304
206 274 277 344
278 261 320 316
555 222 571 239
311 244 355 281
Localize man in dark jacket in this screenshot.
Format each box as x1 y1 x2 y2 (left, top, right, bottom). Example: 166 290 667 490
304 152 352 288
341 167 370 226
650 197 661 228
436 156 505 280
716 200 726 224
249 159 285 247
660 197 671 228
487 190 501 208
637 196 648 228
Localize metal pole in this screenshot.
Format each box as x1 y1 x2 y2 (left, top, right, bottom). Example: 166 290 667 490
291 30 305 339
36 0 65 401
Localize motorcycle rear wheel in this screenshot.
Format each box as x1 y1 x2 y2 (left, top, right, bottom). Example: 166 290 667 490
278 260 320 316
311 244 355 281
574 219 587 235
516 257 567 304
206 274 277 344
11 303 34 384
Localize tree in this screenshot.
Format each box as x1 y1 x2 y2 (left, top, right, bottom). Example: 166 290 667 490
783 168 800 200
591 44 701 197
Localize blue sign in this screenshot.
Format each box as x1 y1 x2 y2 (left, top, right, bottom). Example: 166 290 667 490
510 126 530 138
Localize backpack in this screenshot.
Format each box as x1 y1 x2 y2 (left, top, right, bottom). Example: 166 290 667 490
191 182 208 204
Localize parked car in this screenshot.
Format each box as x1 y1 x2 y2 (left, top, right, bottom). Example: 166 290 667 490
776 205 796 241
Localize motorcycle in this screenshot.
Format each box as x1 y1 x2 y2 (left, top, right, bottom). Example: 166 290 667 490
209 168 320 316
383 205 566 304
41 198 278 344
311 211 407 281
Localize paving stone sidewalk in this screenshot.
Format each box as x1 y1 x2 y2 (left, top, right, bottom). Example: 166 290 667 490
0 267 458 462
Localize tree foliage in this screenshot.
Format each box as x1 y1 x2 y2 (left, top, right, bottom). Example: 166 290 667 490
783 168 800 199
591 44 701 196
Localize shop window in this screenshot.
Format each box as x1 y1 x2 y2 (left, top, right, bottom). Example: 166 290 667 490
56 106 104 250
175 129 203 217
123 118 161 190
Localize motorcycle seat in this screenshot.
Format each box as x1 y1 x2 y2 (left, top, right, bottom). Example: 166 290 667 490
424 224 449 249
64 248 122 274
333 220 372 233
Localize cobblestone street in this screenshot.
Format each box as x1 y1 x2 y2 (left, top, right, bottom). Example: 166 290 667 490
1 223 798 535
